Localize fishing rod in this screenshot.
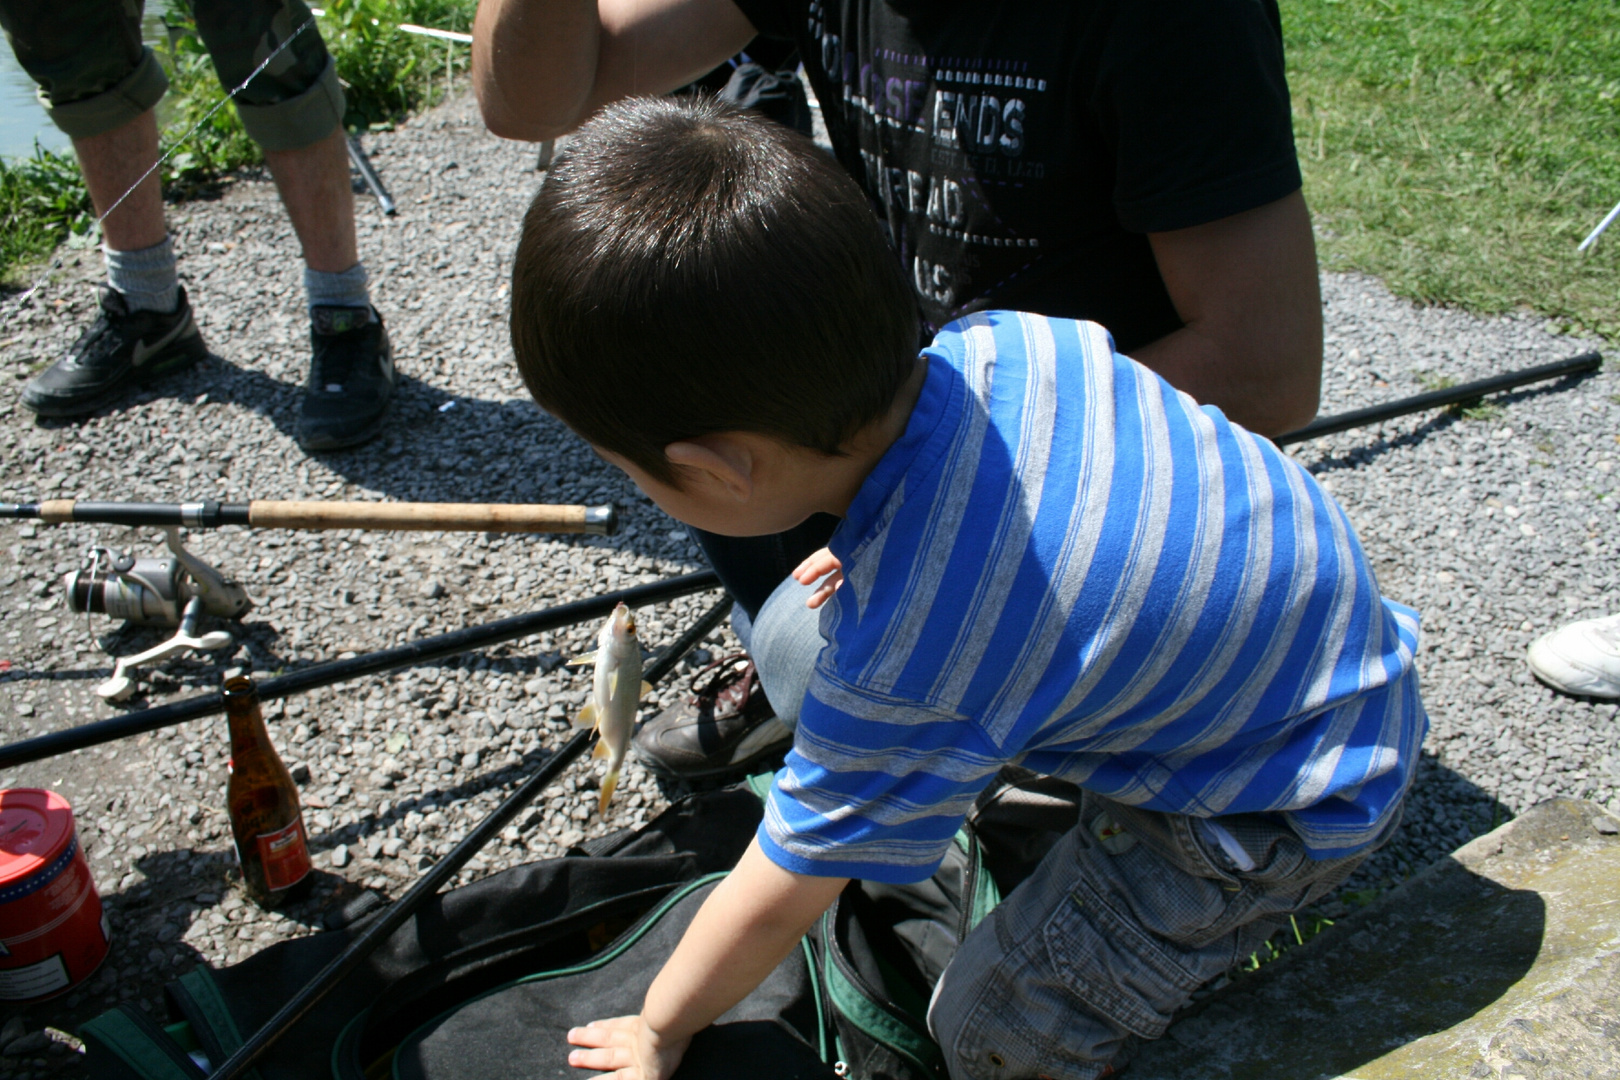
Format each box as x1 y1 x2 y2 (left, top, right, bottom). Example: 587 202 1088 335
0 500 619 694
204 593 734 1080
0 499 616 534
0 570 722 770
1276 351 1602 447
346 136 397 216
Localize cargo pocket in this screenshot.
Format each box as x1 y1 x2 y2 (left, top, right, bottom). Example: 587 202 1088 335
1043 879 1204 1041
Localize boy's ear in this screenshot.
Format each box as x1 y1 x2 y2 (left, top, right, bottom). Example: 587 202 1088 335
665 435 756 501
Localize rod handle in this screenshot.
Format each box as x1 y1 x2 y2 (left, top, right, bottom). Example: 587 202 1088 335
245 501 616 535
37 499 76 524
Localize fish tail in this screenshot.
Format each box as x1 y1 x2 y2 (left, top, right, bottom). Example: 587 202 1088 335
597 768 620 816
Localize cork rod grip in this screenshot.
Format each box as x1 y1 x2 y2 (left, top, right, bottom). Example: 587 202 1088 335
37 500 77 523
246 502 616 535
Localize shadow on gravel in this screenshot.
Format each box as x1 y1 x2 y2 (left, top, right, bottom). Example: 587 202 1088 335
1301 371 1600 477
1332 746 1517 903
25 348 579 504
298 739 566 860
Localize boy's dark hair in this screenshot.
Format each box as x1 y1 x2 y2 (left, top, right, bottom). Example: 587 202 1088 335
510 95 919 485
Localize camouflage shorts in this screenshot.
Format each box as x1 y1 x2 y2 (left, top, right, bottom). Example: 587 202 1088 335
0 0 342 150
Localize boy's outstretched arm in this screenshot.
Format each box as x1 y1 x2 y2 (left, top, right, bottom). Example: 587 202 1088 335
567 837 848 1080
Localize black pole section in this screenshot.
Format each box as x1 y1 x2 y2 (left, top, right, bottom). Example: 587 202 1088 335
346 136 397 216
0 501 250 527
0 570 721 770
1276 351 1602 447
205 592 733 1080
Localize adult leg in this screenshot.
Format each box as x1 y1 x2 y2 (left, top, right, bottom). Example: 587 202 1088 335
633 515 836 779
928 795 1377 1078
633 566 823 780
4 0 206 416
72 111 165 253
263 126 357 275
190 0 394 450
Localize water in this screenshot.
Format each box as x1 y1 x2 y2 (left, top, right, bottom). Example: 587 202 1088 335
0 47 70 161
0 16 171 162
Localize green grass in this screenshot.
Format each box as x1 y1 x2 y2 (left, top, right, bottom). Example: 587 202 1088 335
1287 0 1620 338
1 0 476 280
1415 372 1508 419
0 147 97 278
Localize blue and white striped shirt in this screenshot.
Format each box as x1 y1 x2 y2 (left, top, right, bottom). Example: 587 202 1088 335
761 312 1425 883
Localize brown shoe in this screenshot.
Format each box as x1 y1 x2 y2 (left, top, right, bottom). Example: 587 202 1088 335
632 655 792 780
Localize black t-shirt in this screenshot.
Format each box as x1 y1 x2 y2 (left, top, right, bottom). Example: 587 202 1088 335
731 0 1302 351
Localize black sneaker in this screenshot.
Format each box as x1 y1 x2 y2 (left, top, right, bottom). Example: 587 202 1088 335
632 655 793 781
297 305 395 451
20 284 206 417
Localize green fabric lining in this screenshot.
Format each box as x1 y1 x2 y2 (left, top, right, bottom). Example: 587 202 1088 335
80 1006 204 1080
819 923 943 1076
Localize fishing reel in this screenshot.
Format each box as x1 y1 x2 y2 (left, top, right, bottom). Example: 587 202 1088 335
63 527 252 626
60 528 252 701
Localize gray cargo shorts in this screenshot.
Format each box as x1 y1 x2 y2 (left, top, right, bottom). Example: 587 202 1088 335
927 789 1392 1079
0 0 342 149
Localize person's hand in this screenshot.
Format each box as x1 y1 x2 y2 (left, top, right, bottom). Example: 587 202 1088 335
792 548 844 609
567 1015 691 1080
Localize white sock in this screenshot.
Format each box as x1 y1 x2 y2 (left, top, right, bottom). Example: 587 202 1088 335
305 262 372 314
104 237 179 313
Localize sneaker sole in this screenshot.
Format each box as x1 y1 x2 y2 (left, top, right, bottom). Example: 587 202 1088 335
295 396 395 451
21 331 207 418
634 728 794 781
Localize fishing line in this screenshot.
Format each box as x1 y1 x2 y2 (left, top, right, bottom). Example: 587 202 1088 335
3 15 317 321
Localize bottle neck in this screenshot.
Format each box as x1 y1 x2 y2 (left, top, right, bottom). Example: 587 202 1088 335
223 681 274 759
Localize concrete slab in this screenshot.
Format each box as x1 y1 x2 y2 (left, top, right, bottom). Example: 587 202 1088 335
1133 797 1620 1079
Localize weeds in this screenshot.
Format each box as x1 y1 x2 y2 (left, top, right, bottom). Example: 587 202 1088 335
1238 889 1389 975
1415 371 1505 420
0 146 96 277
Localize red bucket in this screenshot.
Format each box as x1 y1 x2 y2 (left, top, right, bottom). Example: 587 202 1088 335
0 789 110 1002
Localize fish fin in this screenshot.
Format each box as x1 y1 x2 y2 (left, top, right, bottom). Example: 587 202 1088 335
565 650 597 669
598 769 620 816
639 680 654 699
608 668 620 699
571 701 598 731
592 738 611 759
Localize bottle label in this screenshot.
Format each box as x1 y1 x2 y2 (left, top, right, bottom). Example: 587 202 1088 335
255 817 312 892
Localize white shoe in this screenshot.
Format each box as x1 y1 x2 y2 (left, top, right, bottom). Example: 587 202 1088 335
1527 612 1620 699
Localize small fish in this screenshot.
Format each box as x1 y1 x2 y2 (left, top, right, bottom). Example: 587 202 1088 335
572 602 650 816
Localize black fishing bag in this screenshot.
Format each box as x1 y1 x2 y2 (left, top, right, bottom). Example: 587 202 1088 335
82 771 1078 1080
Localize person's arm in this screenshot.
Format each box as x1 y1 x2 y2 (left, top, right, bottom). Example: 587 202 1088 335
566 837 847 1079
1129 191 1323 438
472 0 759 141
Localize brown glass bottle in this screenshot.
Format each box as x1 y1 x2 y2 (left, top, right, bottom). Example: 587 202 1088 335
223 674 313 908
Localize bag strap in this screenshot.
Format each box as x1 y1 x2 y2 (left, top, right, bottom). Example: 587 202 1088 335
167 967 263 1080
79 1005 209 1080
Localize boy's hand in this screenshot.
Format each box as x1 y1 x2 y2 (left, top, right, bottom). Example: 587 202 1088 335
567 1016 690 1080
793 548 844 609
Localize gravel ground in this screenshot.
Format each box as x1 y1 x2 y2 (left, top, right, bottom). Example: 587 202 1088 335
0 90 1617 1074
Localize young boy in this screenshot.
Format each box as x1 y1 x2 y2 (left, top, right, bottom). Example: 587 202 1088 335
511 96 1425 1080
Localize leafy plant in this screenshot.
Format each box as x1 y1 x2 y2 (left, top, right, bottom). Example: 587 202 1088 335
317 0 478 130
156 2 261 193
1 0 477 277
0 145 95 281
